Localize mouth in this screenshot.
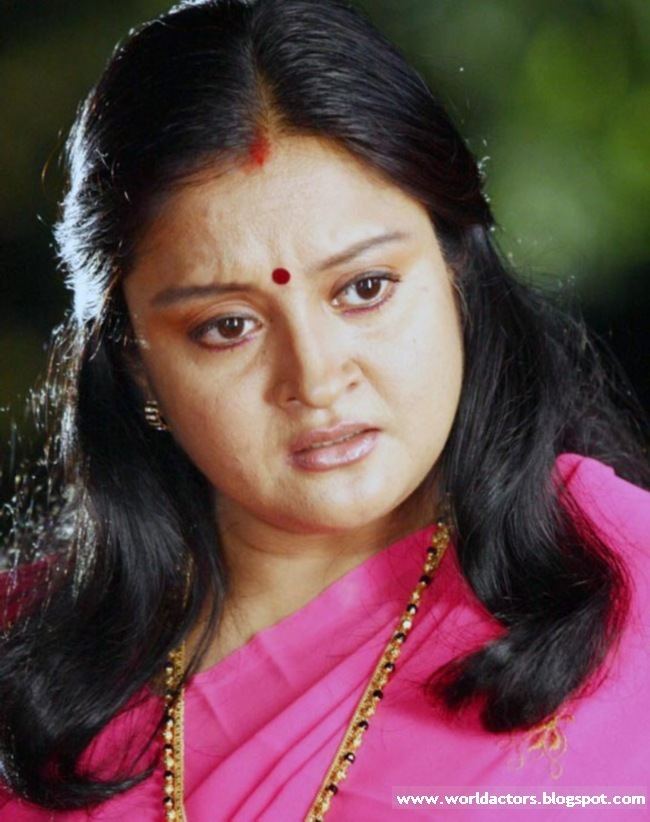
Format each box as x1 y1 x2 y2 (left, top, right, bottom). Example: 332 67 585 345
288 428 381 472
289 422 377 454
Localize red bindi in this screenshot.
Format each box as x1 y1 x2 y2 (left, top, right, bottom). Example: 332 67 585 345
271 267 291 285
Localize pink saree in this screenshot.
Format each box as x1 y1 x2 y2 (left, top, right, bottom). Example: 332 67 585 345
2 452 649 820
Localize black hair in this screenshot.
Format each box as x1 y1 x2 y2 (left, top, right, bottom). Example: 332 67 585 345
1 0 648 810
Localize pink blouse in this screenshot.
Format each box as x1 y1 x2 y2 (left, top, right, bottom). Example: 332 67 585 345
2 452 649 820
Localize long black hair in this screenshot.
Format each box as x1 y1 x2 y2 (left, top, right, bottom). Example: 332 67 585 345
1 0 648 810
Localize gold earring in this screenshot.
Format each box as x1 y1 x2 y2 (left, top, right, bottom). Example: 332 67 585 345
143 399 170 431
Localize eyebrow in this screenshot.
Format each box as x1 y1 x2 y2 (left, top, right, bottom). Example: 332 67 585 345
149 229 411 308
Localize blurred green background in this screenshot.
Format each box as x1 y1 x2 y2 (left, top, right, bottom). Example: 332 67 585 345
2 0 649 446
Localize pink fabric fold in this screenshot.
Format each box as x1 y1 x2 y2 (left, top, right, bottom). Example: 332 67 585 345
2 452 649 819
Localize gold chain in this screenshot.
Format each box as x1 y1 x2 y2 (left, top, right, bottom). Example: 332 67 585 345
162 646 187 822
161 520 451 822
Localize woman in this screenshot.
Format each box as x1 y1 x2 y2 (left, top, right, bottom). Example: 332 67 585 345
1 0 648 819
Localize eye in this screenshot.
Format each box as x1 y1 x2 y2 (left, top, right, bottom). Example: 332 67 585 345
190 272 400 349
189 315 259 349
333 271 400 312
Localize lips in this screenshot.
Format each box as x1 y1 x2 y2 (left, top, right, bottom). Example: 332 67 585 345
289 422 376 454
289 429 380 472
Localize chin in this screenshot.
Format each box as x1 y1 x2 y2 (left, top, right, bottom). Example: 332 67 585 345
278 493 406 534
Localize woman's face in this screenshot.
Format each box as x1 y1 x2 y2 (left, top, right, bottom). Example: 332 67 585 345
123 135 463 535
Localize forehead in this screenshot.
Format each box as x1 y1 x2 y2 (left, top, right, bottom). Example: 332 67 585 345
133 135 429 267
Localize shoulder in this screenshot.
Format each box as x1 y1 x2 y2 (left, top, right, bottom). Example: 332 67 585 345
0 554 61 630
552 451 650 557
552 451 650 629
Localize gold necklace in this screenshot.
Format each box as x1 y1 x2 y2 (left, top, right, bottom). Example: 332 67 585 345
161 519 451 822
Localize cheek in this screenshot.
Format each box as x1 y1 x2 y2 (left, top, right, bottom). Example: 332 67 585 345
386 297 461 480
381 281 463 406
173 388 265 485
143 349 265 468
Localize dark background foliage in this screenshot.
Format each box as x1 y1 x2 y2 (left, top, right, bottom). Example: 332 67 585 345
2 0 649 444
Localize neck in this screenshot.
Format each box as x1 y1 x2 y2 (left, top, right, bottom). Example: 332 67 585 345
221 479 438 595
186 481 441 672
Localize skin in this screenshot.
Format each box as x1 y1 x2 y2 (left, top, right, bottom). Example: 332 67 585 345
122 134 464 671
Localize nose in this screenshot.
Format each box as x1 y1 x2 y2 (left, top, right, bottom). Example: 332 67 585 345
273 307 359 409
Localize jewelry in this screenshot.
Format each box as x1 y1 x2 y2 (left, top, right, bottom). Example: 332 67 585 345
162 648 186 820
144 399 170 432
161 518 452 821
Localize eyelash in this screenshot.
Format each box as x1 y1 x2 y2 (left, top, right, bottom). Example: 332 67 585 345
189 271 401 351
